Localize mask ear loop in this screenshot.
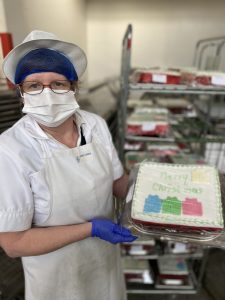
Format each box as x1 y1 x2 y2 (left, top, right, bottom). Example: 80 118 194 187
16 85 25 110
71 80 78 96
17 84 24 98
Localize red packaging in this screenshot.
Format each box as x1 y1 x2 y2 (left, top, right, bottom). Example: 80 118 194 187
0 33 14 89
137 71 181 85
139 72 152 83
0 33 13 57
195 75 211 86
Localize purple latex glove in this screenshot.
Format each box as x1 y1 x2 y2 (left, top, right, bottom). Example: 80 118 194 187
91 218 138 244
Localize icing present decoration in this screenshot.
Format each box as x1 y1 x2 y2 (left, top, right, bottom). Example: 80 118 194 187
191 169 210 183
176 260 187 271
144 195 162 213
182 198 203 216
143 195 203 217
162 196 182 215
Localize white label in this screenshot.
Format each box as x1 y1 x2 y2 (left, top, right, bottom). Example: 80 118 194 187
172 243 187 253
142 123 156 131
129 245 145 255
143 270 154 284
211 75 225 86
163 279 183 285
152 74 167 83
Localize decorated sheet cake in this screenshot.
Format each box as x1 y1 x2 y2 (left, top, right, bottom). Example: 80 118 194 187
131 162 224 231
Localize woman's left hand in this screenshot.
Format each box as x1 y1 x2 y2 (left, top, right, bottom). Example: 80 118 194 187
91 218 137 244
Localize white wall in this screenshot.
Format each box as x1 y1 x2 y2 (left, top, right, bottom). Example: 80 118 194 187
3 0 225 83
3 0 87 80
0 0 7 31
87 0 225 83
3 0 87 60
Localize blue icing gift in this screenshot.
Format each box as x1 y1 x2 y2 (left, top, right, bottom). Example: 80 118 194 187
144 195 162 213
177 261 186 271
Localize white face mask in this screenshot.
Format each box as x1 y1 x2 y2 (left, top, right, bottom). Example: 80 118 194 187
22 88 79 127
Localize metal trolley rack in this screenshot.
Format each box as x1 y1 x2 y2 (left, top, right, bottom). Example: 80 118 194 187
118 25 225 165
118 24 225 296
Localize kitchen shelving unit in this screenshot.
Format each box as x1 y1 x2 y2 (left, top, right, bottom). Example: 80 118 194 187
118 24 225 295
0 87 22 134
121 240 209 295
117 25 225 166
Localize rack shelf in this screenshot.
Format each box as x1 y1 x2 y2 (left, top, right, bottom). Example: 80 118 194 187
126 287 197 295
130 83 225 95
123 254 159 260
118 24 219 295
122 252 204 260
125 135 175 142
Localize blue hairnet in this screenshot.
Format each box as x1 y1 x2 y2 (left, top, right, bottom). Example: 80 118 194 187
14 48 78 84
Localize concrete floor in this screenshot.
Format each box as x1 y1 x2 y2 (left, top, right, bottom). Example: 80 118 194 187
0 248 224 300
128 288 212 300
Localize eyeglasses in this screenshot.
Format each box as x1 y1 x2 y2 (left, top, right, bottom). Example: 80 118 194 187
19 80 74 95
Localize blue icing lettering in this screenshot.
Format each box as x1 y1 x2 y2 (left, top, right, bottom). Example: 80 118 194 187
143 195 162 213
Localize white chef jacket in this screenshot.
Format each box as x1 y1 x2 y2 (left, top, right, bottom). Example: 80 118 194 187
0 109 123 232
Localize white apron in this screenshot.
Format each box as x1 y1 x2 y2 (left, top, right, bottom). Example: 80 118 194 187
22 133 126 300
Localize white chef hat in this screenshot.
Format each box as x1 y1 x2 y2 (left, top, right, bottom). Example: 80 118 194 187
2 30 87 84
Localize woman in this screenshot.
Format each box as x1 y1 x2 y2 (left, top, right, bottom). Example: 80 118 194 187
0 30 137 300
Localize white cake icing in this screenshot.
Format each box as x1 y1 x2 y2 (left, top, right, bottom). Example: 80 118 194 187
131 162 224 230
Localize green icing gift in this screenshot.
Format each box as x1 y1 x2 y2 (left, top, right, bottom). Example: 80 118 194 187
162 196 182 215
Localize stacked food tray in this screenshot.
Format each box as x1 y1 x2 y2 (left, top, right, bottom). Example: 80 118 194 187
122 257 154 285
155 256 194 290
131 67 225 89
126 107 170 137
0 89 22 134
121 238 203 293
124 83 204 172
